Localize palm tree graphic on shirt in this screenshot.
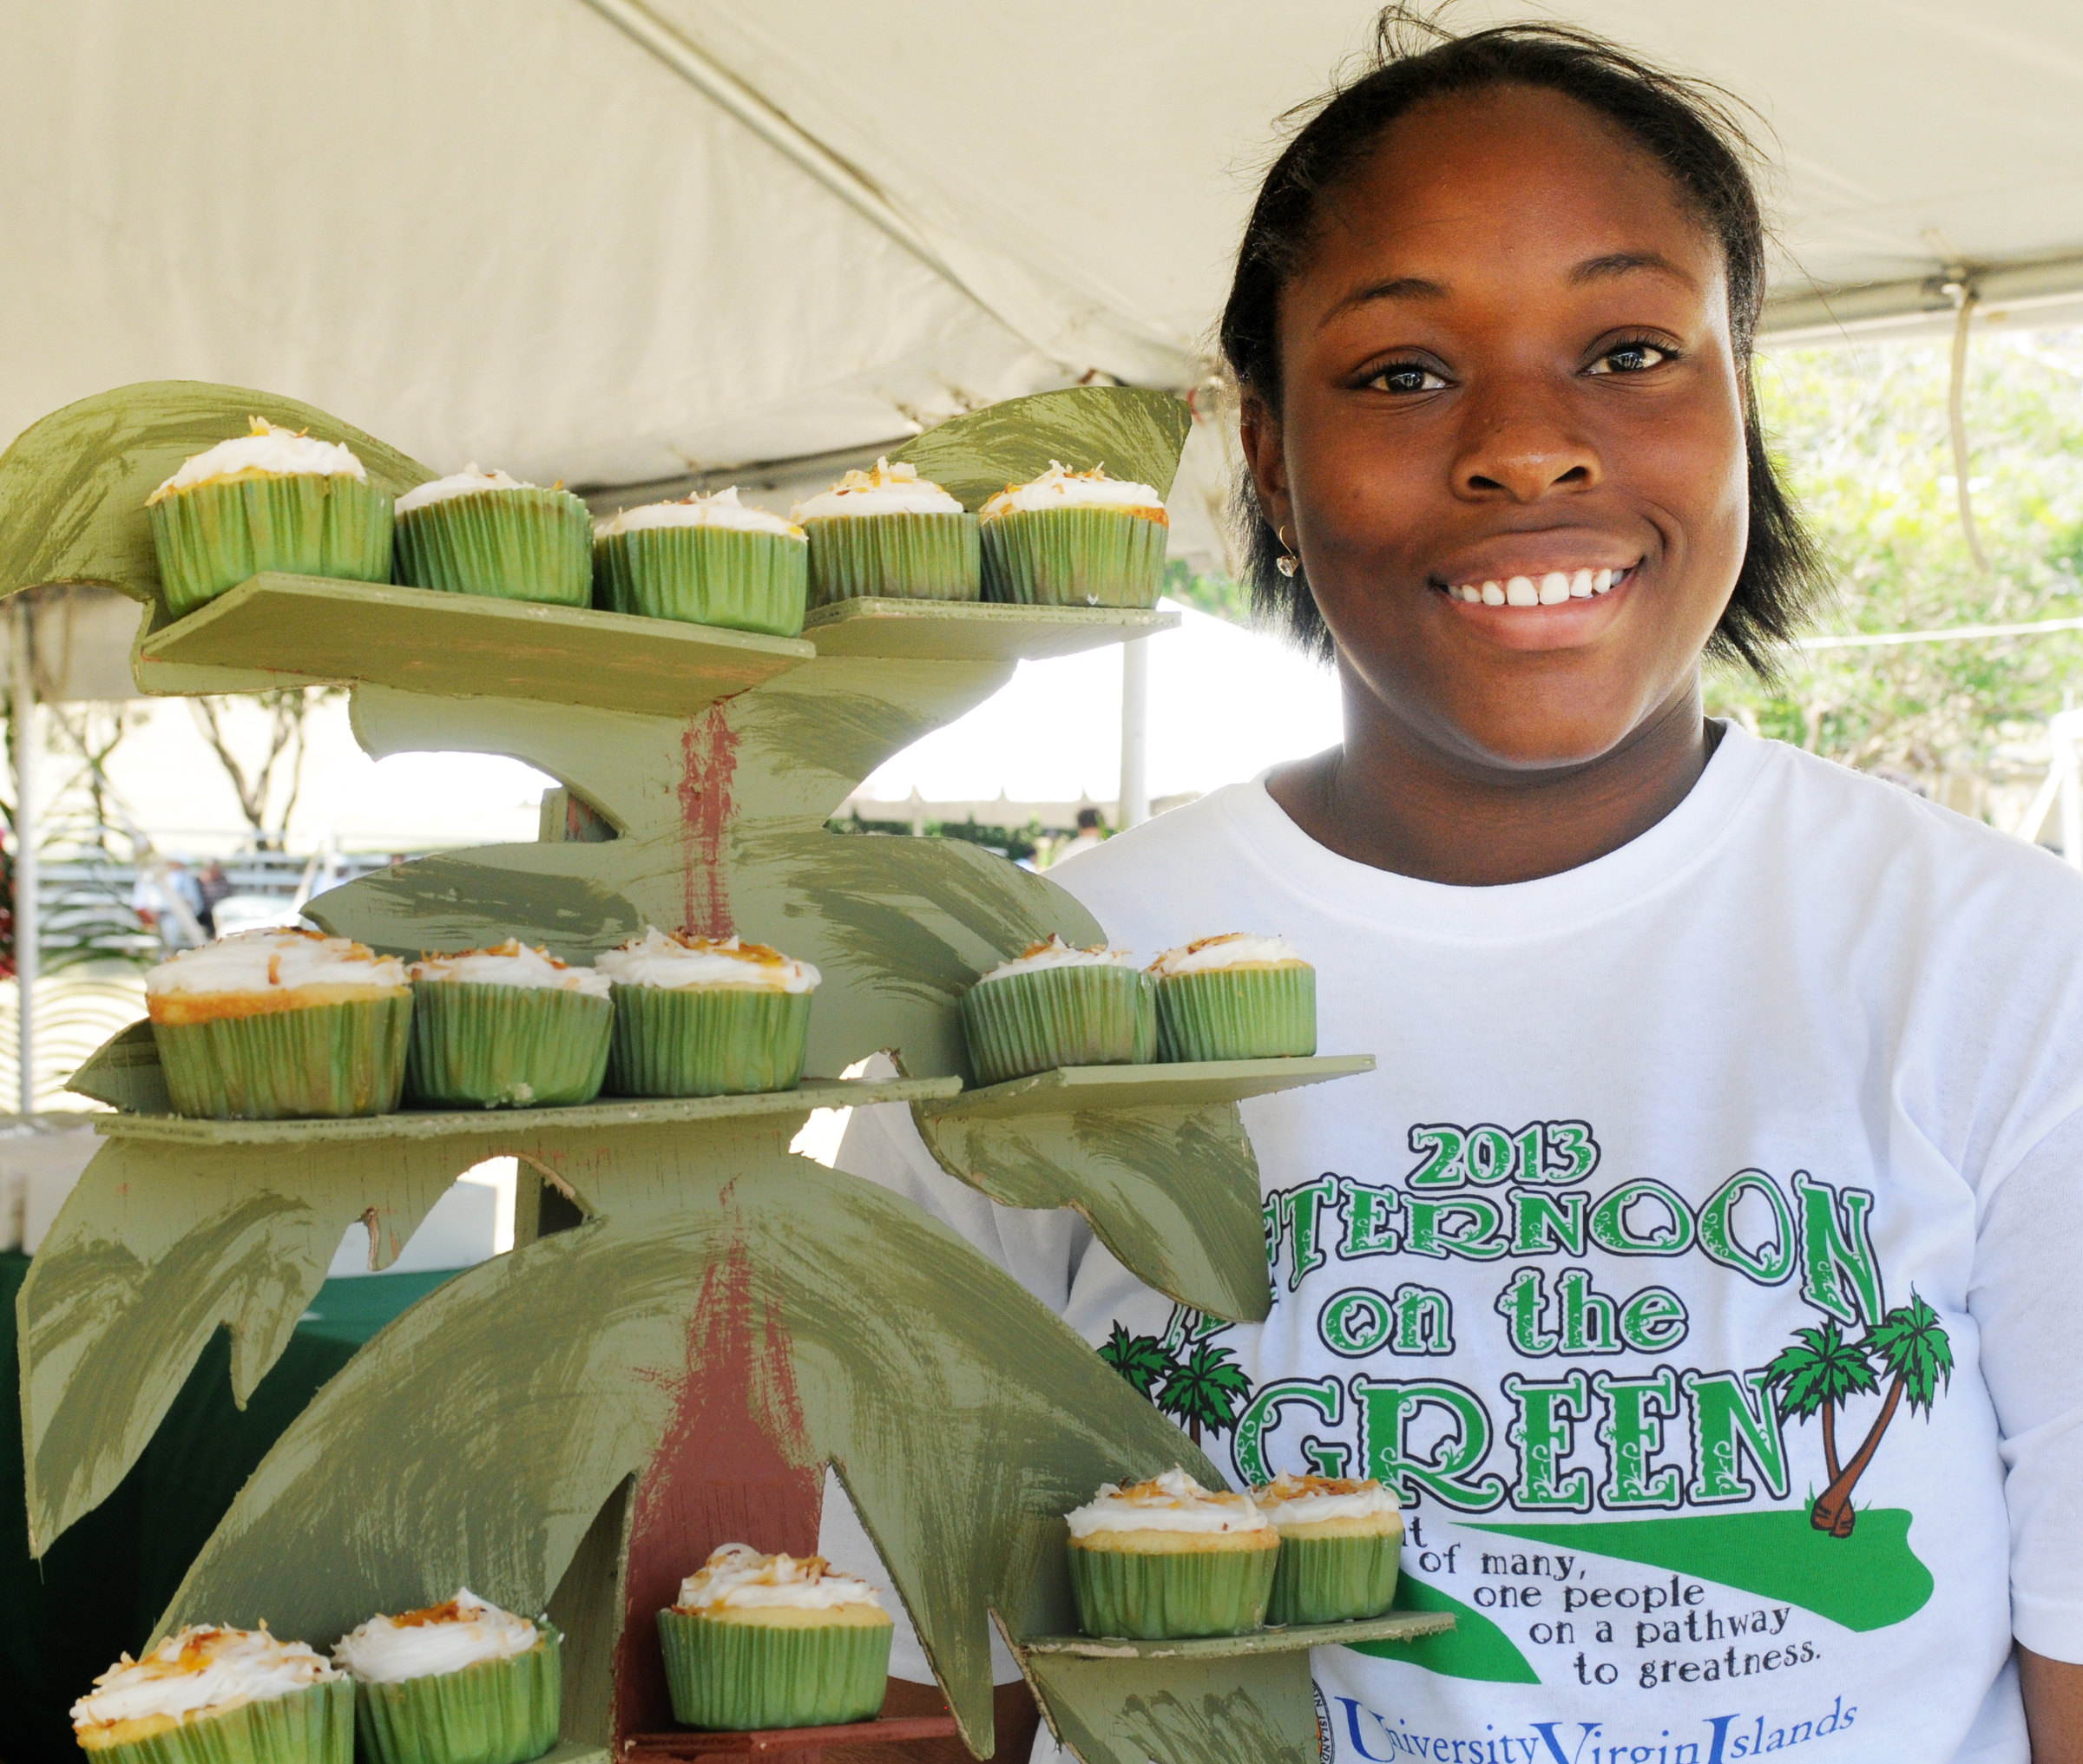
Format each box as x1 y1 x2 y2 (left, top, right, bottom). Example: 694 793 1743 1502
1100 1305 1252 1446
1764 1289 1953 1538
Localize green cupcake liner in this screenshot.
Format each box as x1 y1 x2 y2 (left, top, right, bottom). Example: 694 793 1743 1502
961 965 1156 1087
154 994 411 1120
656 1610 890 1732
980 507 1168 608
81 1676 353 1764
1069 1541 1277 1640
1266 1531 1402 1627
405 981 611 1110
604 985 811 1098
352 1627 561 1764
594 527 808 637
1155 966 1317 1064
393 488 593 607
804 512 979 607
150 475 393 618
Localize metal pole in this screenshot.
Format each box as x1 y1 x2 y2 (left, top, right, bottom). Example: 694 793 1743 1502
11 597 37 1115
1119 637 1150 830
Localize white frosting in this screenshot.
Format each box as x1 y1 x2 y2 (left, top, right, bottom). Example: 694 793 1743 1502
1148 934 1305 978
332 1589 542 1685
395 465 532 515
150 417 367 503
792 458 963 521
980 462 1167 521
1065 1468 1272 1539
1252 1474 1403 1530
596 487 803 541
147 928 407 997
71 1627 338 1731
411 940 610 998
595 928 819 993
674 1545 884 1614
977 934 1139 985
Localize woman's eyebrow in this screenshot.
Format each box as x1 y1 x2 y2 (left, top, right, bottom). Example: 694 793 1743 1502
1569 250 1699 291
1317 274 1449 329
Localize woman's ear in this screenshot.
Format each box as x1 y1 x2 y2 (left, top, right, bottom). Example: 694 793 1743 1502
1239 389 1293 537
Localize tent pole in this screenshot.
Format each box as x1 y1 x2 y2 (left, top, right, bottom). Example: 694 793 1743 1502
1120 638 1150 830
11 597 37 1116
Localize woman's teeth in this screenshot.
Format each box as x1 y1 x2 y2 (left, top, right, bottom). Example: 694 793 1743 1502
1450 568 1619 606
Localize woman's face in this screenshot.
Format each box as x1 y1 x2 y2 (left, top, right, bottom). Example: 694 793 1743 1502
1242 83 1749 771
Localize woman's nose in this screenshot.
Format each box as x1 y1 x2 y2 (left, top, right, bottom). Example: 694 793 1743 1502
1449 384 1601 502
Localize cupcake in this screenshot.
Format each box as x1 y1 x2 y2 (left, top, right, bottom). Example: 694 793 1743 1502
332 1589 560 1764
1066 1468 1278 1641
1253 1474 1403 1626
960 934 1155 1087
147 928 411 1120
146 417 393 617
71 1624 351 1762
595 929 818 1098
406 941 613 1110
392 466 593 607
1149 934 1316 1064
792 458 978 607
978 462 1168 608
657 1544 891 1733
594 489 808 637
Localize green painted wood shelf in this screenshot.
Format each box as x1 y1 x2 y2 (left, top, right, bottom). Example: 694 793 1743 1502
803 597 1178 661
1018 1610 1452 1660
927 1055 1375 1121
624 1713 960 1756
91 1074 960 1145
134 573 815 714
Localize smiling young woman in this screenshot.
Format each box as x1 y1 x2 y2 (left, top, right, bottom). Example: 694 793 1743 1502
833 14 2083 1764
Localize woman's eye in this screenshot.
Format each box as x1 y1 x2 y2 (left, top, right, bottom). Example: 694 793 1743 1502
1365 362 1448 395
1587 340 1673 376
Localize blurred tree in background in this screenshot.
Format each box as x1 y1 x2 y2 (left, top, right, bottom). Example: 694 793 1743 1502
1709 329 2083 801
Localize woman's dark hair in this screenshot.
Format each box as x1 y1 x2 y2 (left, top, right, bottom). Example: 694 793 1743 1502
1219 5 1825 677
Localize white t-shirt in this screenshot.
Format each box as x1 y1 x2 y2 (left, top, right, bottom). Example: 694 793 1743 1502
828 724 2083 1764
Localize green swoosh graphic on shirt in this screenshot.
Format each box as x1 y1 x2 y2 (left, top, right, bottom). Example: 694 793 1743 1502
1466 1509 1932 1632
1346 1572 1542 1683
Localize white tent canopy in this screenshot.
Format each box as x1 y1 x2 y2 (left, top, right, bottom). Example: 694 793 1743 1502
4 0 2081 503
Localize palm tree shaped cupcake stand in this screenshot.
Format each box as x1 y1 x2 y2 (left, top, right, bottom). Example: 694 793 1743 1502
2 382 1449 1764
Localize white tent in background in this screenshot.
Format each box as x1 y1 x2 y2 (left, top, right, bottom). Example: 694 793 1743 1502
846 600 1343 827
3 1 2081 510
4 1 2083 1108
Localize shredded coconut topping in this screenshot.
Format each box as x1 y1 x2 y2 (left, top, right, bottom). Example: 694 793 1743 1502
71 1625 338 1732
410 939 610 997
977 934 1140 985
792 457 963 521
980 461 1167 521
331 1588 542 1685
395 465 533 515
1252 1473 1402 1528
595 486 803 540
1148 933 1304 978
147 928 407 997
595 928 819 993
1066 1467 1273 1538
673 1544 885 1614
149 417 368 503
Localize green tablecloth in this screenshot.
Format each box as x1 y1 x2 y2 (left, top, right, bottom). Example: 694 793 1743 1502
1 1252 461 1763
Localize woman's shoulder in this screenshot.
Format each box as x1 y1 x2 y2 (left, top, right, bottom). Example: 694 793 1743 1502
1748 732 2083 919
1045 784 1275 948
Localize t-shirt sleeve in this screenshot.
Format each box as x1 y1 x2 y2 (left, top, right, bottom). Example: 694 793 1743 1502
1969 1105 2083 1660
